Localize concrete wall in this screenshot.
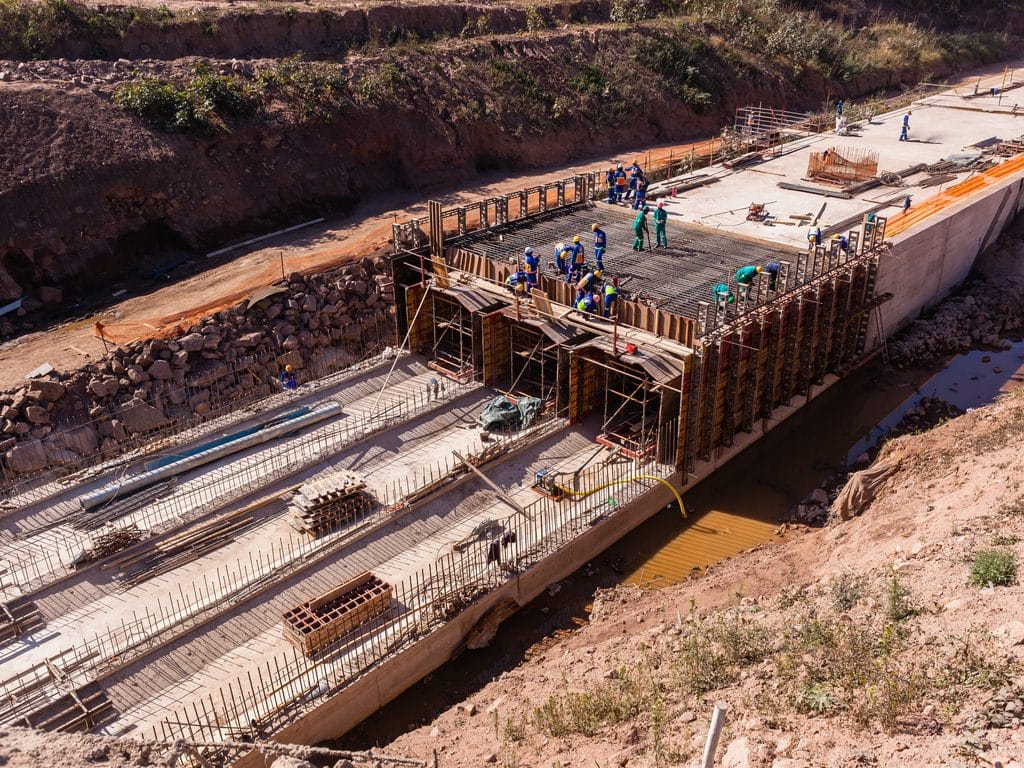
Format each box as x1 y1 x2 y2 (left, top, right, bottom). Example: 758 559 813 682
870 175 1024 348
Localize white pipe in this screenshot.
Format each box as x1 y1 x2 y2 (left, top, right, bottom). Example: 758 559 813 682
77 402 343 511
701 701 728 768
205 218 325 259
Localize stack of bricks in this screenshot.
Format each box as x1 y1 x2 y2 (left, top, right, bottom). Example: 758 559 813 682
289 470 374 537
282 571 393 657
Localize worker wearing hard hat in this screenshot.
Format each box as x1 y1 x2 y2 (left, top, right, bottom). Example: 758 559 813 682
735 265 763 300
279 364 298 390
523 247 540 286
604 277 619 318
614 164 628 202
592 223 607 272
807 224 822 250
566 235 586 283
605 167 617 204
554 242 569 275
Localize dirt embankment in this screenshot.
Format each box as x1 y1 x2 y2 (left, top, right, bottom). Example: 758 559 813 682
1 0 1018 311
380 360 1024 768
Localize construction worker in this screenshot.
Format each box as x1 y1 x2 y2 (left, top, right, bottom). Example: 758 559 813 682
604 277 619 317
506 269 530 294
632 178 648 211
605 167 616 204
614 164 628 202
735 264 763 299
864 212 876 237
899 111 911 141
626 160 643 200
576 270 599 293
713 282 735 308
592 223 607 272
279 365 298 390
554 242 569 275
633 205 650 251
566 235 586 283
653 201 668 247
763 260 780 291
903 195 912 213
807 223 822 250
836 98 844 117
576 291 599 314
523 247 540 285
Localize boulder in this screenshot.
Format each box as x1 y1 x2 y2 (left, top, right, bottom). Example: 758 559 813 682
179 333 205 352
88 377 121 398
126 365 149 384
277 350 304 369
43 442 78 466
120 402 169 433
282 335 300 351
38 285 62 304
202 334 222 350
5 439 48 473
171 350 189 367
808 488 829 506
723 737 751 768
27 379 64 402
24 405 49 424
0 404 18 420
238 332 263 347
55 424 99 456
147 360 173 380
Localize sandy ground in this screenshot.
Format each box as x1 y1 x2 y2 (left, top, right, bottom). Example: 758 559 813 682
0 139 710 391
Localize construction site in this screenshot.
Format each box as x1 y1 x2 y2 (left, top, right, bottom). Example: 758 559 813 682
3 67 1024 766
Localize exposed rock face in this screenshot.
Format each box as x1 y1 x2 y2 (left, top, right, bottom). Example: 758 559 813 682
0 260 394 478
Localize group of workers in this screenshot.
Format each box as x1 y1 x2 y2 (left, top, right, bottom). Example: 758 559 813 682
605 160 650 209
713 261 781 306
504 221 621 317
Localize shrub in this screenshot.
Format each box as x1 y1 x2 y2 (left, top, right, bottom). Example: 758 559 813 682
969 549 1017 587
113 66 255 133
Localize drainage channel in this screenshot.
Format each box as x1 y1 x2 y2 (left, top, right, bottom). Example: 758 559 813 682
334 338 1024 749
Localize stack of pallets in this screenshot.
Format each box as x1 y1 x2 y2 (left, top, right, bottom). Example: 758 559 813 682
289 470 373 537
282 572 392 656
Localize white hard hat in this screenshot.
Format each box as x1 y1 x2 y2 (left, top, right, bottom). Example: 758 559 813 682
524 247 534 255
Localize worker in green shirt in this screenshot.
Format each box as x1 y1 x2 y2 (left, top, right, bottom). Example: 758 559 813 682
632 205 650 251
735 264 763 299
653 201 668 247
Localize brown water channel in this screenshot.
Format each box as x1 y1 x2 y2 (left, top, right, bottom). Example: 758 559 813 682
336 343 1024 748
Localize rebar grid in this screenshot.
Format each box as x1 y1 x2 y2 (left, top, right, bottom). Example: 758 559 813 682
147 450 676 757
452 205 795 322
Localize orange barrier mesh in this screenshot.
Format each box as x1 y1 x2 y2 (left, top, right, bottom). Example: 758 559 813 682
884 153 1024 238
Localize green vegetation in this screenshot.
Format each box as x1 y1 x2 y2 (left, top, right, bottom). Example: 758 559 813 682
255 56 350 119
522 572 1020 755
969 549 1018 587
0 0 173 58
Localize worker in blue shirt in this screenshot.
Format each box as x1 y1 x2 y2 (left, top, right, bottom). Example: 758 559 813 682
576 292 600 314
592 223 607 271
604 278 619 317
763 260 780 291
279 365 298 390
523 247 540 285
554 242 569 275
506 269 530 294
605 167 616 204
899 111 911 141
626 161 642 200
566 235 586 283
632 178 648 211
614 164 628 202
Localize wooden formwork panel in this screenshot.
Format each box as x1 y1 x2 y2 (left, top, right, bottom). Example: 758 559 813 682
405 283 431 355
282 572 392 657
480 310 511 386
675 358 691 470
568 354 600 424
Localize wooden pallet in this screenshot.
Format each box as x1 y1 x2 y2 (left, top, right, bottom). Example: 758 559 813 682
282 572 392 657
0 600 44 645
290 470 373 537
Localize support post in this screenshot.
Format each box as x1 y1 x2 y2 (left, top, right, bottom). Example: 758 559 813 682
701 701 728 768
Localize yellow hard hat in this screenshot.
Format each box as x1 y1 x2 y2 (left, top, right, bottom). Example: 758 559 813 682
756 266 764 273
573 235 581 243
594 270 603 278
285 365 293 372
591 223 600 231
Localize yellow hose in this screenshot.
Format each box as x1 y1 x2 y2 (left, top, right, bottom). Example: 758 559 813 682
553 474 686 518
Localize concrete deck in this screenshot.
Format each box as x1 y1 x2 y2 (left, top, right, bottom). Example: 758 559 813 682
656 78 1024 249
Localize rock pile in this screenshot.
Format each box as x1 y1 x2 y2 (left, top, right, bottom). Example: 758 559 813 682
0 257 394 480
887 277 1024 368
889 395 964 438
963 685 1024 732
791 487 832 526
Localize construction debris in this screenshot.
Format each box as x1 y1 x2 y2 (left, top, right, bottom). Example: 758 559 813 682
72 524 146 568
289 470 373 537
282 571 392 656
806 146 878 185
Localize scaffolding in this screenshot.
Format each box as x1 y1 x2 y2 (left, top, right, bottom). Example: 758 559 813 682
507 324 559 404
427 292 475 381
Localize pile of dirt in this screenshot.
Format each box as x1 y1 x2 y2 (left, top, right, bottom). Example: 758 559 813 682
380 386 1024 767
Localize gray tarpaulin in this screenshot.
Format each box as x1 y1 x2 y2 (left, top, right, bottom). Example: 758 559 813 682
478 396 544 431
